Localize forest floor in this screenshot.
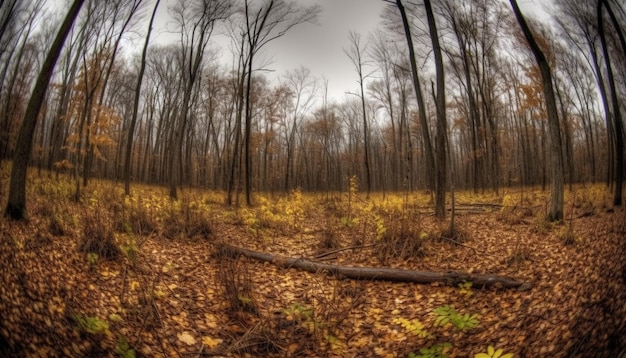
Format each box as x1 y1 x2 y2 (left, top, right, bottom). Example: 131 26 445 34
0 172 625 357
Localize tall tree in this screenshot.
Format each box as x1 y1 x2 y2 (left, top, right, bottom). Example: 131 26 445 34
424 0 448 219
344 31 372 196
510 0 564 222
5 0 86 220
240 0 319 205
385 0 436 195
282 66 316 191
598 0 624 206
169 0 232 200
124 0 160 196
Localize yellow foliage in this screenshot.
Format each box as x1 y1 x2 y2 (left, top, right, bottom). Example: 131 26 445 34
475 345 514 358
202 336 222 348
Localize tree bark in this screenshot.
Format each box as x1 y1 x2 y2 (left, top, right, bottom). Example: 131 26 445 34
598 0 624 206
424 0 447 219
5 0 85 220
510 0 564 222
124 0 160 196
393 0 435 193
219 244 529 289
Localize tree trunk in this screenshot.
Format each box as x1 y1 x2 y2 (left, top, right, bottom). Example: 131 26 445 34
394 0 435 194
359 66 371 196
424 0 447 219
598 0 624 206
510 0 564 222
5 0 85 220
124 0 159 196
219 244 529 289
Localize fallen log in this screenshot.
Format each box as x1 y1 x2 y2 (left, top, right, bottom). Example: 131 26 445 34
219 244 531 290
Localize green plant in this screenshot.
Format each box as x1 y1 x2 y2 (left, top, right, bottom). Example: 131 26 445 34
433 305 479 331
120 236 139 263
458 281 473 298
283 303 317 331
409 342 452 358
392 318 434 339
86 252 99 266
115 335 136 358
340 216 357 228
285 188 305 230
283 303 314 321
73 314 109 335
474 345 514 358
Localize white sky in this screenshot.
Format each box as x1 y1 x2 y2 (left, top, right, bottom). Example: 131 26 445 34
149 0 388 102
49 0 548 103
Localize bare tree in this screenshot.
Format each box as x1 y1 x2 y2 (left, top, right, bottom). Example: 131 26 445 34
0 0 45 162
124 0 160 196
344 31 372 196
282 66 316 191
423 0 448 219
509 0 564 222
384 0 436 195
5 0 86 220
239 0 320 205
168 0 232 200
598 0 624 206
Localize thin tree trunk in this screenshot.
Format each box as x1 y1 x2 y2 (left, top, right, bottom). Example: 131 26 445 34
424 0 447 219
124 0 159 196
5 0 85 220
598 0 624 206
359 69 371 196
510 0 564 222
394 0 435 193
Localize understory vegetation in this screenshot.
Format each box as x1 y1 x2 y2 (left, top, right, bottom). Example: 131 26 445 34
0 168 625 357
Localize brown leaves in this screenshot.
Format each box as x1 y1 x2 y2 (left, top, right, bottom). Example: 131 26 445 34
1 184 624 357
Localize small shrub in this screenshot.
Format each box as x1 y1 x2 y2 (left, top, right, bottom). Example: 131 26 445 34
114 196 157 236
72 314 109 335
79 209 121 260
215 254 257 317
560 226 579 246
377 217 427 263
49 213 66 236
433 305 479 331
315 278 365 333
318 226 339 249
162 198 213 240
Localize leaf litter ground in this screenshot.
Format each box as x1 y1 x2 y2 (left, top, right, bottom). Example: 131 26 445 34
0 179 625 357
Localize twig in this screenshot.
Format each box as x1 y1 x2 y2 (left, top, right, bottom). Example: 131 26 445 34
439 236 482 254
314 243 378 259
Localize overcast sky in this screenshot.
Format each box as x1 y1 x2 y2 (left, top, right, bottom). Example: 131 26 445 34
50 0 547 103
148 0 387 102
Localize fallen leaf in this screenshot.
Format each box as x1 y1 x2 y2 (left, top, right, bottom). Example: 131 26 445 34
201 336 222 348
177 331 196 346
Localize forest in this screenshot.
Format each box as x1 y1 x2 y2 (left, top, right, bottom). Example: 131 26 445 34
0 0 625 357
